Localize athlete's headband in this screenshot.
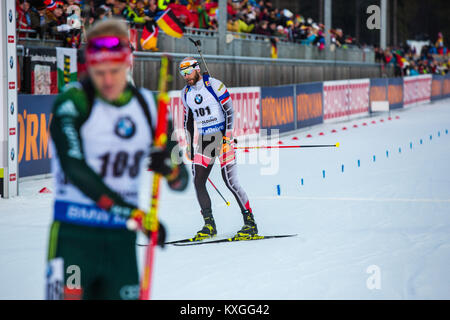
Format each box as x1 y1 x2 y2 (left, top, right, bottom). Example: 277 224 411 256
86 36 132 66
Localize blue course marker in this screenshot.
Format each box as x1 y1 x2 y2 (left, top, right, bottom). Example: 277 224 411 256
446 129 448 135
373 155 376 162
399 147 402 153
301 178 304 186
322 170 326 178
341 164 344 173
357 159 361 167
410 142 413 149
438 131 441 137
420 139 423 145
386 150 389 158
277 185 281 196
430 135 432 140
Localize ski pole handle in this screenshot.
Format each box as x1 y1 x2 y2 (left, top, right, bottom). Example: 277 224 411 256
188 37 201 47
188 37 211 75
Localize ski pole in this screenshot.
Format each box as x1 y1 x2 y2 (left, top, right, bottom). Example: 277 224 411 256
208 178 230 206
234 143 340 150
188 37 211 76
139 55 171 300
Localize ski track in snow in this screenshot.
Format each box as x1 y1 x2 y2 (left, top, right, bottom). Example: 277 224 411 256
1 99 450 299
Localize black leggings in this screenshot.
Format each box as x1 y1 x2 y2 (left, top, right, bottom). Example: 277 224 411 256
192 133 251 213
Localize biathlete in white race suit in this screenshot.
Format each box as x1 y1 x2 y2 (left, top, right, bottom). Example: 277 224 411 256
46 19 188 300
180 57 258 240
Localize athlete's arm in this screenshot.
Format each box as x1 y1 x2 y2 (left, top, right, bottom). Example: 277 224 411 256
181 90 195 159
211 78 234 137
50 87 137 217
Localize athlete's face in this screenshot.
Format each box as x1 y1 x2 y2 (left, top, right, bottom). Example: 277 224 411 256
88 62 129 101
183 69 201 86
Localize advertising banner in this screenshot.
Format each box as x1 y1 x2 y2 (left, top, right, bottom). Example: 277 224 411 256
443 74 450 99
295 82 323 129
228 87 260 138
260 85 295 133
403 75 432 107
369 78 389 112
323 79 369 122
17 94 55 177
431 75 444 101
387 77 403 110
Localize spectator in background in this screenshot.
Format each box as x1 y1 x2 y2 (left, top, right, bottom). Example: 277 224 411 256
286 20 295 42
47 2 67 33
135 0 147 17
335 29 344 47
29 4 53 38
268 21 277 37
383 47 393 65
313 24 325 51
104 0 116 13
295 20 306 42
302 23 317 45
435 32 445 56
17 1 34 38
95 6 108 20
82 0 96 22
167 1 198 28
179 14 193 28
227 13 255 34
275 24 285 37
227 14 239 33
255 20 271 38
410 61 420 75
146 0 164 20
115 0 151 24
267 9 277 25
374 46 384 63
197 1 211 30
258 5 269 22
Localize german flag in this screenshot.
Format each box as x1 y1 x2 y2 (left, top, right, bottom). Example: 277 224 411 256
141 21 159 51
156 9 185 38
270 38 278 59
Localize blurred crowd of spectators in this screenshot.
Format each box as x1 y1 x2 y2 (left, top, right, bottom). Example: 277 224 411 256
16 0 358 52
225 1 357 52
16 0 449 73
375 32 449 77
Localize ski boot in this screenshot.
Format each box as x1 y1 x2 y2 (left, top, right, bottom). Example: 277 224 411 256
193 209 217 241
235 209 258 240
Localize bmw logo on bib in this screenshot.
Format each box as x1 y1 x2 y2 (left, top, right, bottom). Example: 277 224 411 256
115 116 136 139
195 94 203 104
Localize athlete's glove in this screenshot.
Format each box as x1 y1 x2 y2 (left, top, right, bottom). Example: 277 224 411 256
186 143 194 161
130 209 167 248
221 135 234 154
149 147 189 191
149 147 173 176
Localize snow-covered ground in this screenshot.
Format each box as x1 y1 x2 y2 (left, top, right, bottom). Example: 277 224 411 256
1 99 450 299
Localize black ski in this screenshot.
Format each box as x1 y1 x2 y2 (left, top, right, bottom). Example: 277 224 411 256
137 237 210 246
172 234 298 246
